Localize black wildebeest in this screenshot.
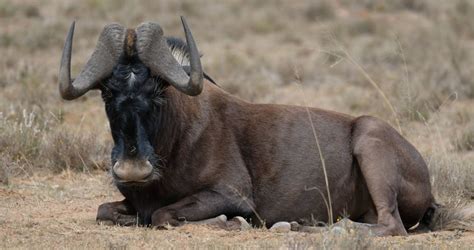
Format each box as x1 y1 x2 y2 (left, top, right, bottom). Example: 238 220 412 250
58 17 439 236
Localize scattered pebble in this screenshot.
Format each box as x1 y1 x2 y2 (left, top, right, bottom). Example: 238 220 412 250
215 214 228 224
270 221 291 233
290 221 300 231
229 216 251 231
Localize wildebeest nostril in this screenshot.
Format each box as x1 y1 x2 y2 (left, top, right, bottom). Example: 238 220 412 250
128 146 137 156
113 160 153 182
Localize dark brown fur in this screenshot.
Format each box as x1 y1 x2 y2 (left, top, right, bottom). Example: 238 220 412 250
97 80 435 236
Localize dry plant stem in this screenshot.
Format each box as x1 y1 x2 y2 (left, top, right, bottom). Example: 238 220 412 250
418 92 458 159
318 42 402 134
395 34 412 106
342 50 403 135
294 67 333 226
227 185 265 227
304 185 330 226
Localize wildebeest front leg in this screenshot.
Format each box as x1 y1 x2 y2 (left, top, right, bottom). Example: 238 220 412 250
151 190 250 229
96 199 138 226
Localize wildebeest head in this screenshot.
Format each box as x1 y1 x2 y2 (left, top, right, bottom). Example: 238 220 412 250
58 17 203 185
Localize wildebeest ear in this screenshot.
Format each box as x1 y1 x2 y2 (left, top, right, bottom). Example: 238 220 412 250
181 66 217 85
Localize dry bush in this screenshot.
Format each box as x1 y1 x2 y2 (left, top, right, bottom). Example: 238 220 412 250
0 0 17 18
304 1 335 22
42 131 109 173
23 22 64 51
0 1 40 19
430 203 474 231
453 121 474 151
342 0 428 13
0 107 108 176
0 154 10 185
15 67 55 108
449 0 474 39
0 109 44 172
427 154 474 200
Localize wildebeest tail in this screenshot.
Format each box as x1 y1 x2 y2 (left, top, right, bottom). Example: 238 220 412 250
421 202 474 232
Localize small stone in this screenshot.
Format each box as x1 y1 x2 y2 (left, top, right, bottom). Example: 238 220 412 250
270 221 291 233
290 221 300 231
193 214 227 228
215 214 228 224
229 216 251 231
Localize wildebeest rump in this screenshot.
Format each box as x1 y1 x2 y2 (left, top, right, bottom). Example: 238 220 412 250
58 17 437 236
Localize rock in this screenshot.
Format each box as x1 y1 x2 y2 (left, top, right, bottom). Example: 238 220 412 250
228 216 251 231
214 214 228 224
290 221 300 231
270 221 291 233
192 214 227 228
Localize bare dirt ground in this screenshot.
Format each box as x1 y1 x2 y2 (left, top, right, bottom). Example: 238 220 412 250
1 0 474 249
0 173 473 249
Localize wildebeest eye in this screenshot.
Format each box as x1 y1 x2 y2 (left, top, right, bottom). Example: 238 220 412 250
100 79 122 102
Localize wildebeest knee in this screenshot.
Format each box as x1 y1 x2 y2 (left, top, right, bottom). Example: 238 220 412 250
96 203 115 221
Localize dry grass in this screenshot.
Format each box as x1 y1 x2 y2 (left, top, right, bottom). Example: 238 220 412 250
0 0 473 248
0 174 473 249
454 121 474 151
0 108 108 175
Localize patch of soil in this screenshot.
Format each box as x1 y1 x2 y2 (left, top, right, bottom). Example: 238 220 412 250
1 173 473 248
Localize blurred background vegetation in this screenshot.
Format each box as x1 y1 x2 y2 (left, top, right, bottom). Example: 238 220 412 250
0 0 473 203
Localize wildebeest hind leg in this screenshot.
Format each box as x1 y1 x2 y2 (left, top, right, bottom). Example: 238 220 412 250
96 199 138 226
353 135 407 236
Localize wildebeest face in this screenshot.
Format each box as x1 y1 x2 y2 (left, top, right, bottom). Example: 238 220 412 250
58 18 204 184
101 56 163 185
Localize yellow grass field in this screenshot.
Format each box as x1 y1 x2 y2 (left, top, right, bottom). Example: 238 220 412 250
1 0 473 248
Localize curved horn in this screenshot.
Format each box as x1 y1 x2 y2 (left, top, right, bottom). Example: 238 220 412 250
59 21 126 100
136 17 203 96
